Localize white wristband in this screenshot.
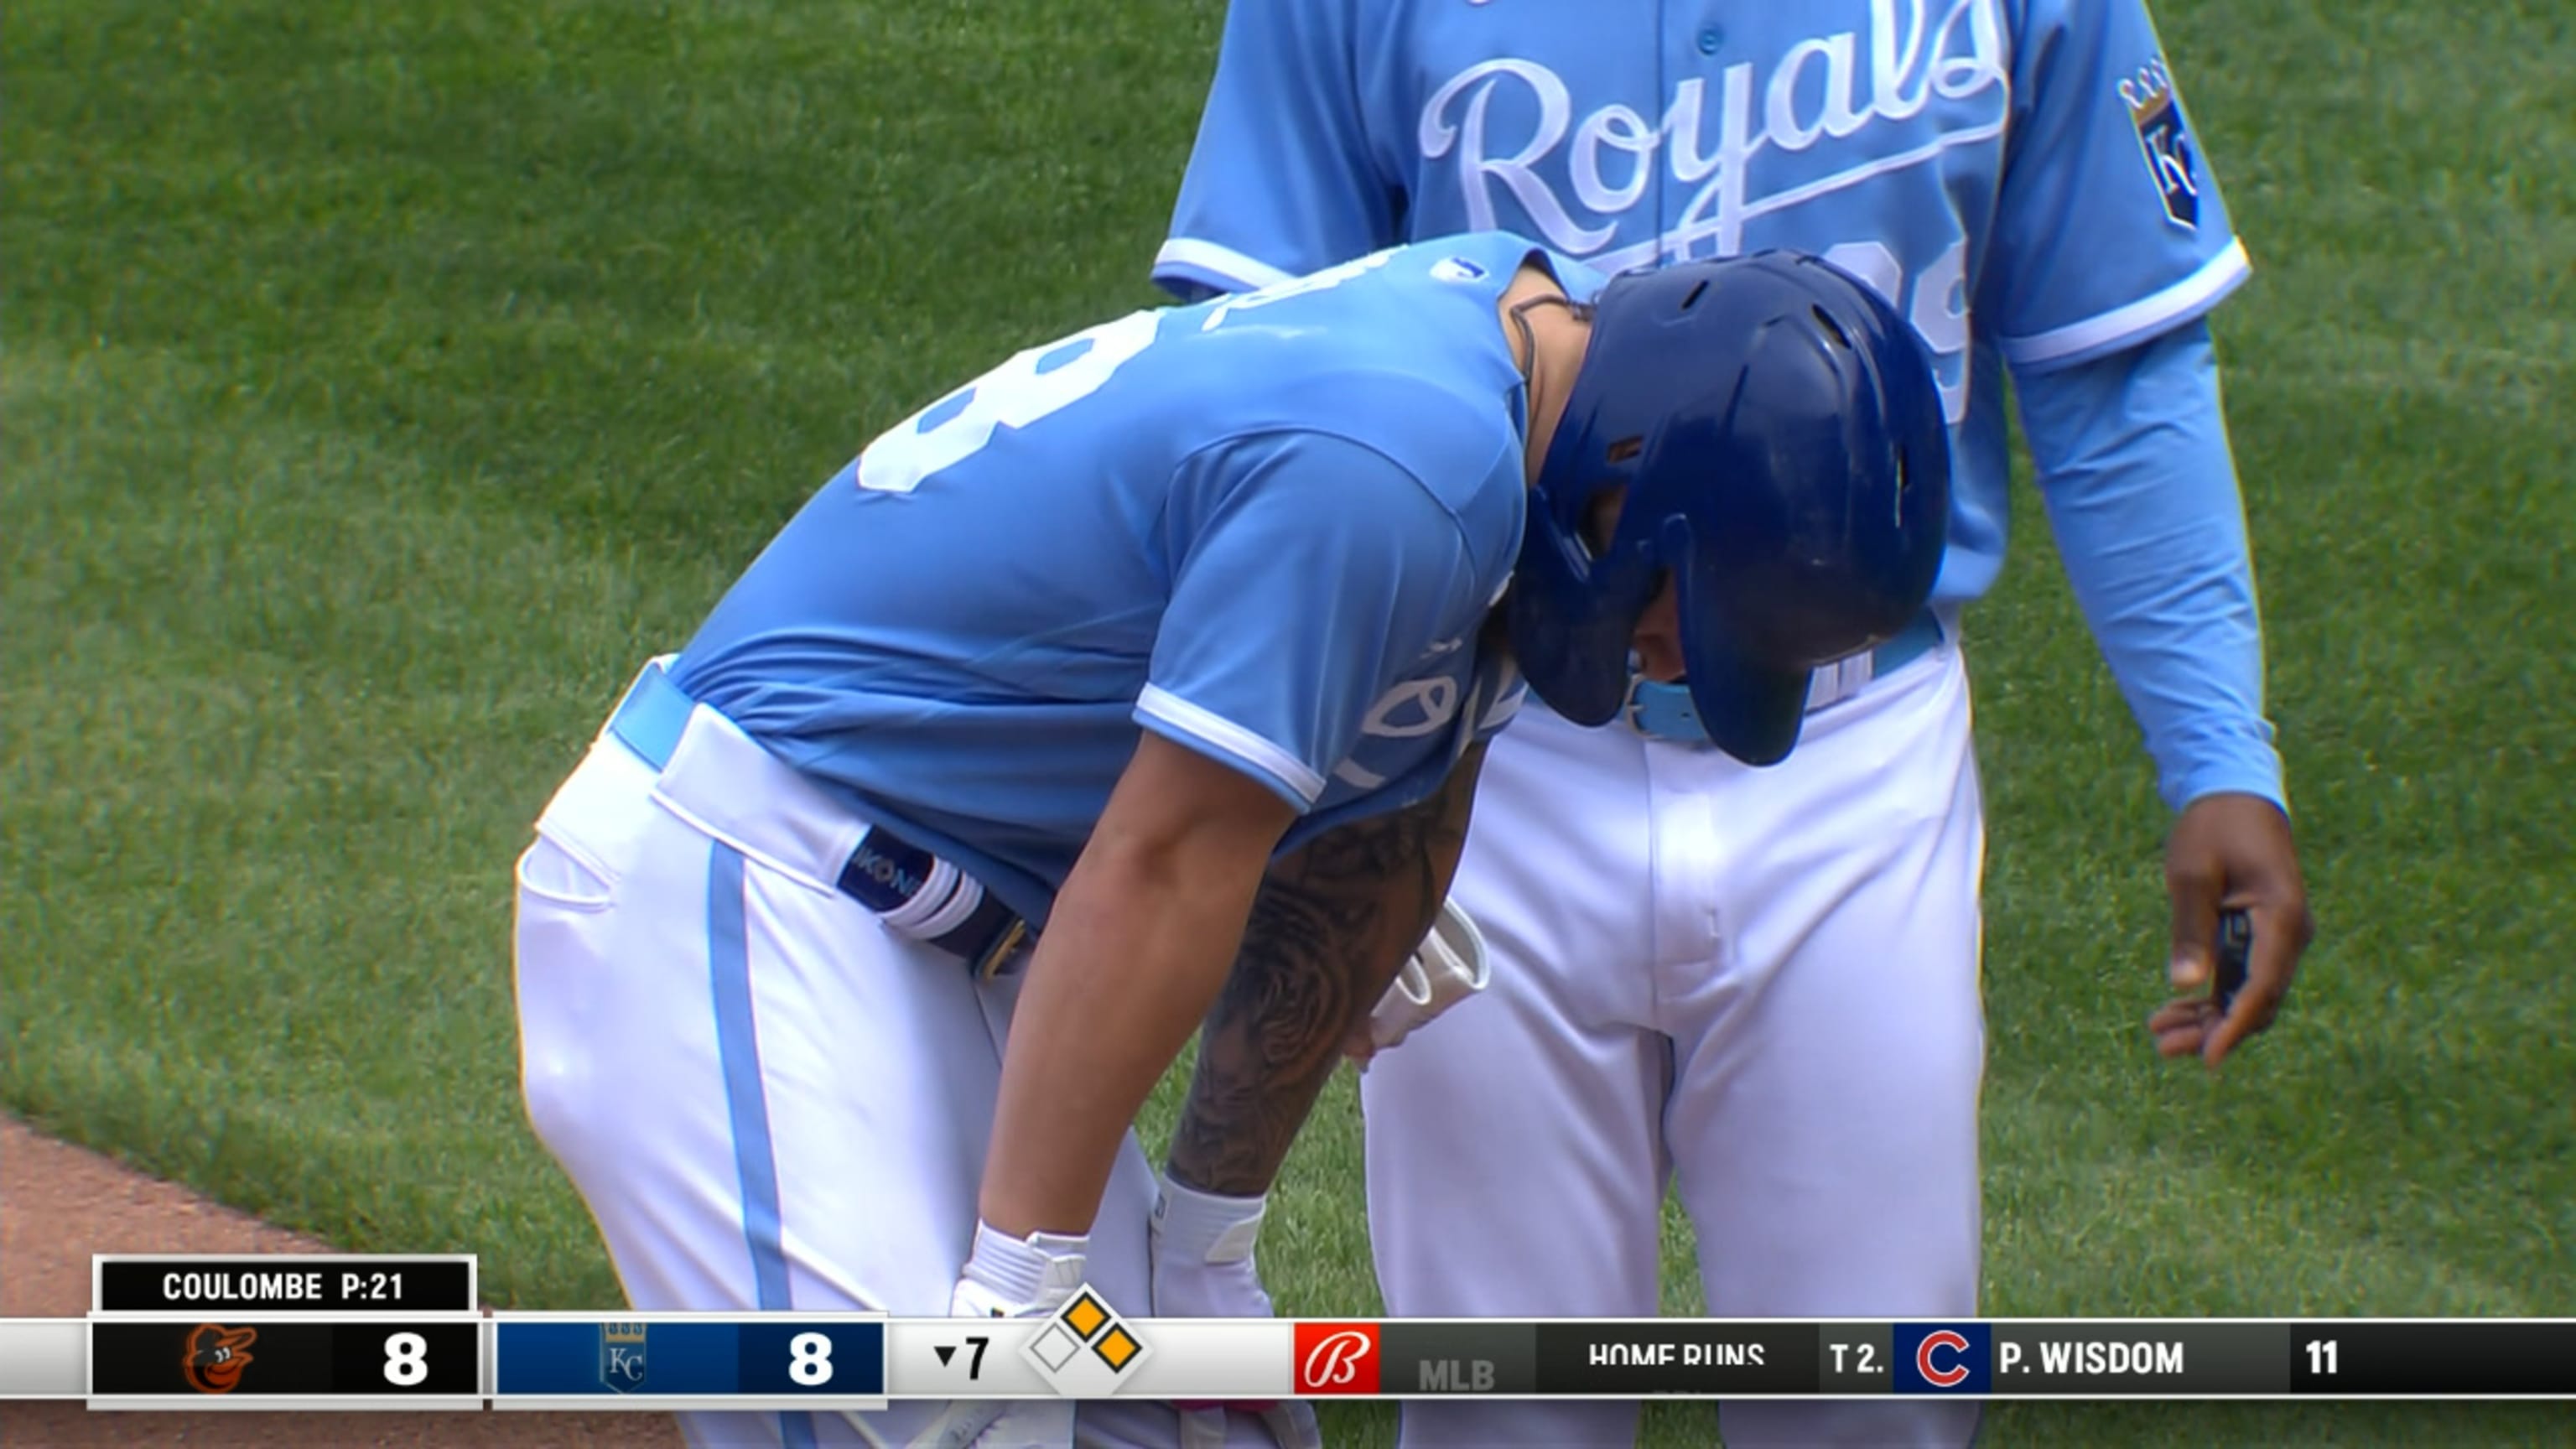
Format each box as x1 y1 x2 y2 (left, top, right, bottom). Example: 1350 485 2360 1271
1152 1175 1267 1265
956 1219 1088 1315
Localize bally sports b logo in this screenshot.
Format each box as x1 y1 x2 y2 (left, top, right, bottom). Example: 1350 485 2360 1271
1893 1323 1992 1394
1292 1322 1381 1394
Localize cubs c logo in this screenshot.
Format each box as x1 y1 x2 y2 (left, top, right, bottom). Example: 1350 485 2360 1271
1292 1322 1381 1394
1893 1322 1990 1394
184 1323 258 1394
1915 1329 1972 1388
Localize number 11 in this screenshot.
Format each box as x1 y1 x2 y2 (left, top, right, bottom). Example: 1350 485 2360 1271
2305 1338 2338 1375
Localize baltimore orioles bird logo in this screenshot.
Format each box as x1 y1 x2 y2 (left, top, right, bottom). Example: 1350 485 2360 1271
183 1323 258 1394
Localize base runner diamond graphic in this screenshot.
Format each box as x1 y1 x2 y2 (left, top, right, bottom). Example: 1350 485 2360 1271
1019 1284 1155 1395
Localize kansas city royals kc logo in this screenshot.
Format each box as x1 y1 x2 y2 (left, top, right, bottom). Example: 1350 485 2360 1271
2120 57 2201 230
600 1322 648 1393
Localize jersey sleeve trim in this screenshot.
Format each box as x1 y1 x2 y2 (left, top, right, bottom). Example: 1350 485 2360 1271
2000 239 2251 371
1152 238 1297 296
1135 683 1327 808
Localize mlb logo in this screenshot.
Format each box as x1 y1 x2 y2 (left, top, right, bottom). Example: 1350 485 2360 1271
1892 1322 1990 1394
2122 61 2201 230
600 1322 649 1393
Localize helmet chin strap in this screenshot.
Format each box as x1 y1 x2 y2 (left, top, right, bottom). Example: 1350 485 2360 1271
1508 293 1594 468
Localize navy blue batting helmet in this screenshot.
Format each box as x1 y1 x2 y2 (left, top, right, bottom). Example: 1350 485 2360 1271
1506 250 1951 766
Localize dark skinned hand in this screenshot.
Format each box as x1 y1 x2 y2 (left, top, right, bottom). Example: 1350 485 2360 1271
2149 792 2316 1068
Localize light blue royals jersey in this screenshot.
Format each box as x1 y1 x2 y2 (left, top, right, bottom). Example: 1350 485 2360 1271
1156 0 2250 610
673 233 1545 924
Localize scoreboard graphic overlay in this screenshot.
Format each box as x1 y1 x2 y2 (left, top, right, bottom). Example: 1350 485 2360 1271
493 1313 887 1411
3 1255 2570 1409
86 1254 485 1410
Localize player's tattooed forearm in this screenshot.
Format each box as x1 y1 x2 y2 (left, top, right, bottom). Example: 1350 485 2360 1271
1168 751 1483 1197
1167 808 1437 1194
1166 885 1374 1197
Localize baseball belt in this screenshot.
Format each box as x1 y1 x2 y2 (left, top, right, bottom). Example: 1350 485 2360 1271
605 661 1033 979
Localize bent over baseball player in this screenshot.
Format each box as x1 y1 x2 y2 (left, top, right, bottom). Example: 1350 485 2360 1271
511 231 1952 1449
1159 2 2319 1446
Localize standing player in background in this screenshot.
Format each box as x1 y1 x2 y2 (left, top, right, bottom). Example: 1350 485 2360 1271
512 232 1950 1449
1157 3 2319 1446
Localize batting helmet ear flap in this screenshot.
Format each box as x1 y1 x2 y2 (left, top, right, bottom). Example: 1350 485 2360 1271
1665 519 1811 766
1501 482 1649 726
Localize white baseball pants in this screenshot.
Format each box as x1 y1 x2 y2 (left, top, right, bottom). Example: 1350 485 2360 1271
512 670 1260 1448
1363 637 1987 1448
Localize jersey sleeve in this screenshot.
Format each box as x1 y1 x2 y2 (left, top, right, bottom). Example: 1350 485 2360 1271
2018 319 2283 812
1984 0 2252 372
1153 0 1400 300
1139 431 1490 810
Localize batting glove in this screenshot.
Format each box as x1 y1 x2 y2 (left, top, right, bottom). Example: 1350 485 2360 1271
920 1221 1090 1449
1149 1176 1322 1449
1357 896 1491 1064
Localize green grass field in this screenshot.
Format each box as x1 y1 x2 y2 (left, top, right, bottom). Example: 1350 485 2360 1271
4 1 2569 1444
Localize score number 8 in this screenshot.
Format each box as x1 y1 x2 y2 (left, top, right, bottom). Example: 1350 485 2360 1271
383 1331 429 1386
789 1331 835 1386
